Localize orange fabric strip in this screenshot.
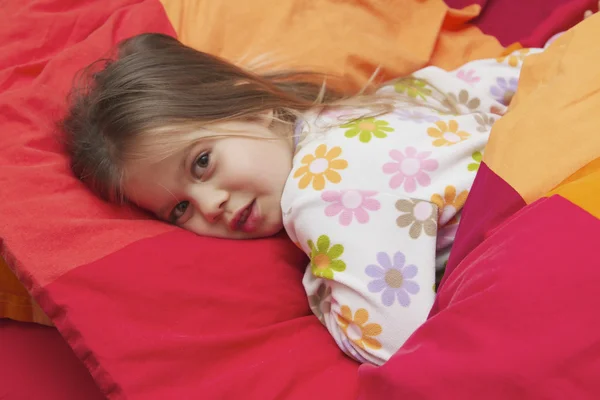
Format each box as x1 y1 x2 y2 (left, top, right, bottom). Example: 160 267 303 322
484 14 600 204
160 0 504 92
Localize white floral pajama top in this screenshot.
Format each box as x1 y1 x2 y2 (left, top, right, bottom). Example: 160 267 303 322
281 47 542 365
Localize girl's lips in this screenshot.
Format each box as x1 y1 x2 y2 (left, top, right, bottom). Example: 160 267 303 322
230 199 259 232
241 200 261 233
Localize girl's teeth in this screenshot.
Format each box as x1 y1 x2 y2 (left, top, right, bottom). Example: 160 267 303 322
238 208 250 228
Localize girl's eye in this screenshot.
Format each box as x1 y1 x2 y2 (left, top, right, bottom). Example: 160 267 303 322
193 151 211 178
196 152 210 168
170 201 189 223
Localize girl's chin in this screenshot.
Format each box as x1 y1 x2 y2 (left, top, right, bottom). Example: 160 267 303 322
244 224 284 240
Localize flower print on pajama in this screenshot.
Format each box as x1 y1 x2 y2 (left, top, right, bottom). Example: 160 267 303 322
281 47 543 365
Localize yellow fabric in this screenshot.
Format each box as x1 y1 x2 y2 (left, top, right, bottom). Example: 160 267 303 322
500 42 524 55
547 158 600 219
0 256 52 326
159 0 505 92
484 14 600 204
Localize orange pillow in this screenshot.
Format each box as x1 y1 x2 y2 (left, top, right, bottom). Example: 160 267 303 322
0 256 52 325
159 0 504 91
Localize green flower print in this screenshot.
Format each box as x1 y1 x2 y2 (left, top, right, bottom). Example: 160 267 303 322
308 235 346 279
468 151 483 172
341 117 394 143
394 77 432 100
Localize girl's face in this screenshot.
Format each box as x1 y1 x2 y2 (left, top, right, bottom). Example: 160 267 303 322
122 118 294 239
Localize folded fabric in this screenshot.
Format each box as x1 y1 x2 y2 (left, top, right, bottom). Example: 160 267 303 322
5 0 599 398
0 1 354 398
160 0 505 91
357 14 600 399
1 0 506 329
0 320 104 400
445 0 598 47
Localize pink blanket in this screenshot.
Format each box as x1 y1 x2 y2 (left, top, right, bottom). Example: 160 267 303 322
446 0 597 46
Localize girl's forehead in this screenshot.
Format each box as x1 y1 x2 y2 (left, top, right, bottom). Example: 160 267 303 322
130 118 272 165
132 128 208 158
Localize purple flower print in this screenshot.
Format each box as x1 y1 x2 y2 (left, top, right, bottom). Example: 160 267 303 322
322 190 381 226
490 77 518 105
365 251 420 307
382 147 439 193
393 109 439 124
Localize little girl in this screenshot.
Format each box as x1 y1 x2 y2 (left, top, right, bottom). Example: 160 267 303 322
62 33 544 365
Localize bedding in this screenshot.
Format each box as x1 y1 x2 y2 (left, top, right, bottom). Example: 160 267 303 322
2 0 600 399
0 0 504 327
0 320 104 400
358 14 600 399
445 0 598 47
159 0 504 90
0 0 595 326
5 0 592 325
0 0 507 399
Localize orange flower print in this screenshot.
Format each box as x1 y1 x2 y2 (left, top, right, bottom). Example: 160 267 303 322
293 144 348 190
427 120 470 147
337 306 382 350
430 185 469 225
496 48 529 67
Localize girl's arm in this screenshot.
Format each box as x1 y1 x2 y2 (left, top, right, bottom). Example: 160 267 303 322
283 45 545 365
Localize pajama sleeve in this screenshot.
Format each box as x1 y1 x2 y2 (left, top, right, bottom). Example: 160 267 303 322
283 186 438 366
283 46 545 366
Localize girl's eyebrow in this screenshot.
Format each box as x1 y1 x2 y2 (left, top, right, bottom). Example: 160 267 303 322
180 142 198 172
180 137 209 172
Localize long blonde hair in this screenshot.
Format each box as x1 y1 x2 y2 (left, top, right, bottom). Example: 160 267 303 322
60 33 371 203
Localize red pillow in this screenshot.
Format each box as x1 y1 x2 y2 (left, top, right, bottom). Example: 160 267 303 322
357 165 600 399
0 0 358 398
0 320 104 400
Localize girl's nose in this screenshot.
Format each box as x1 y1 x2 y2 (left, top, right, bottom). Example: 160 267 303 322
191 185 229 223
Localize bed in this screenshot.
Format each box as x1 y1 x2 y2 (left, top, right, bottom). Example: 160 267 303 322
1 0 599 399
